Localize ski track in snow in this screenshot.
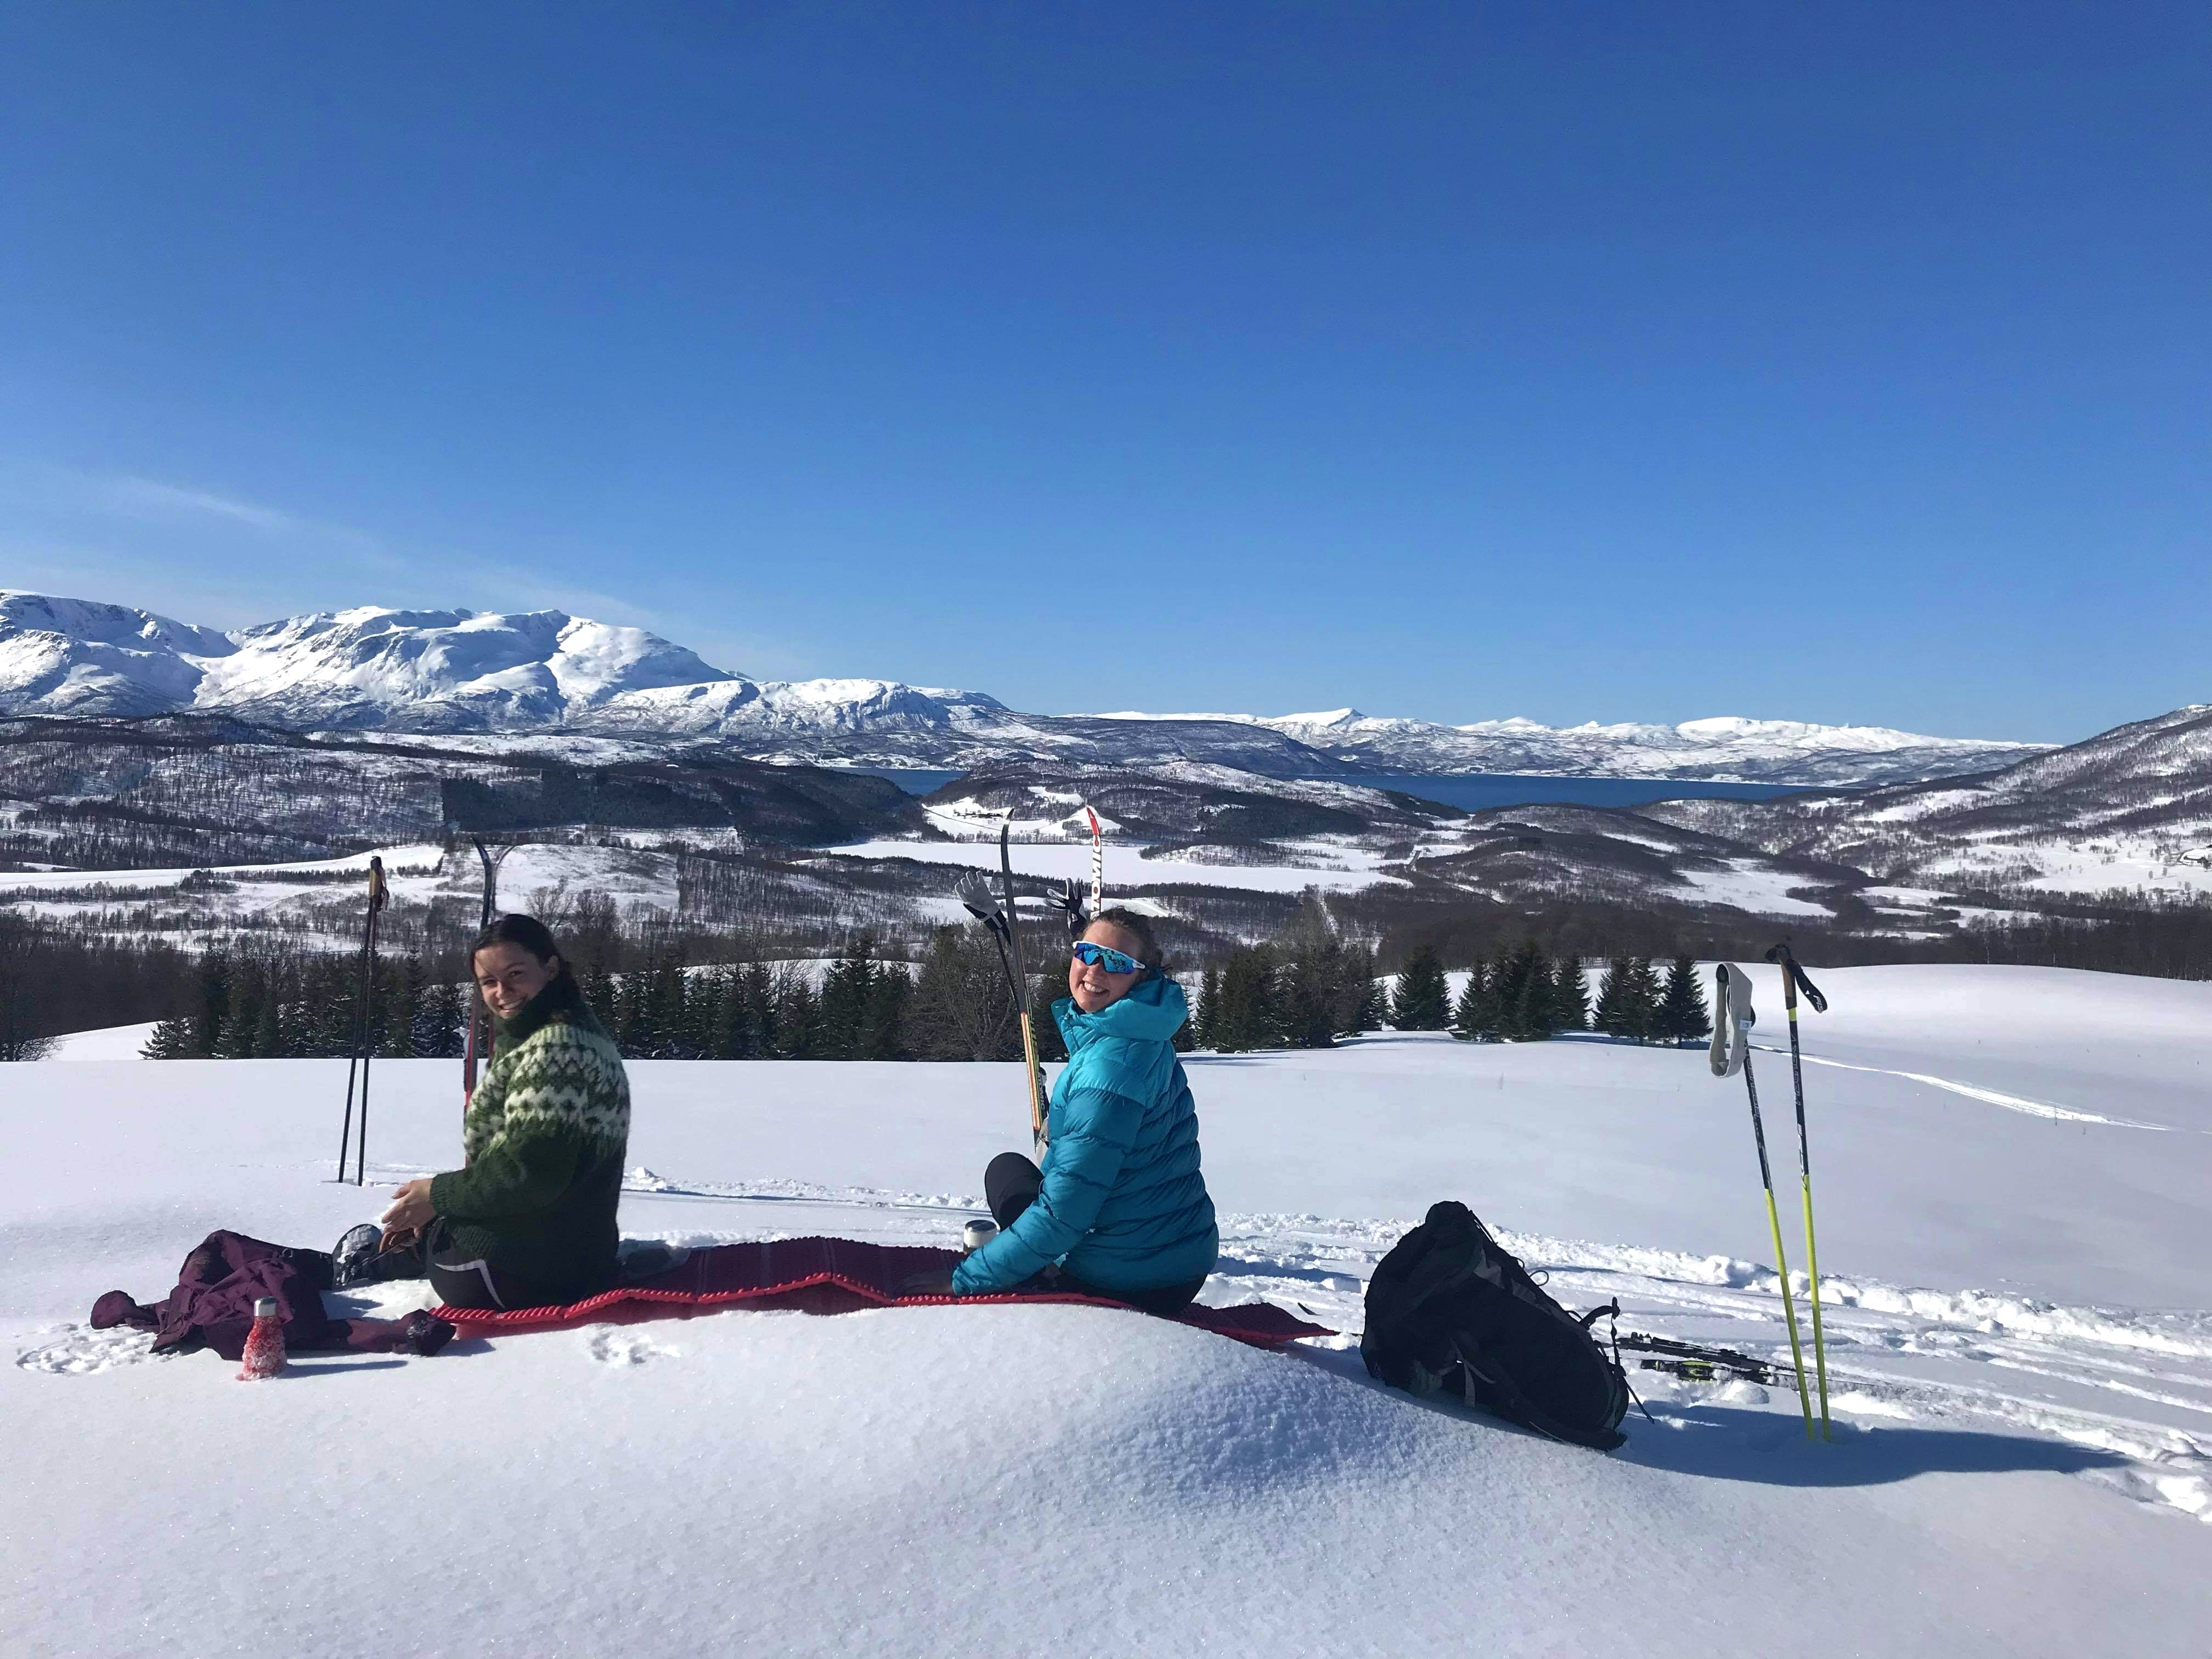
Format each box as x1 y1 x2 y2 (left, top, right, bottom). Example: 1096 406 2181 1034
1747 1043 2191 1133
586 1171 2212 1527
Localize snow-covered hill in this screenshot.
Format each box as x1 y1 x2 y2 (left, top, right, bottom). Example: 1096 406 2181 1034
1647 703 2212 899
1093 704 2046 785
0 592 744 732
6 964 2208 1654
0 591 2044 784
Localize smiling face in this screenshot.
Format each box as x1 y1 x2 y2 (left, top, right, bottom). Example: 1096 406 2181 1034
1067 918 1148 1014
474 940 560 1020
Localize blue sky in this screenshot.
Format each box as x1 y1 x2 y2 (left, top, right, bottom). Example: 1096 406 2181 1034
1 4 2203 741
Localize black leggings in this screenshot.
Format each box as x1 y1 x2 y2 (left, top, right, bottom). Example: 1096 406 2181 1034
984 1152 1207 1317
421 1220 571 1312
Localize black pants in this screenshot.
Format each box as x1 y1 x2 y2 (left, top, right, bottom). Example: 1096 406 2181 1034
420 1220 569 1312
984 1152 1207 1317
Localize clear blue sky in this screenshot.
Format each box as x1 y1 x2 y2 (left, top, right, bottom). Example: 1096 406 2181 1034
2 4 2204 741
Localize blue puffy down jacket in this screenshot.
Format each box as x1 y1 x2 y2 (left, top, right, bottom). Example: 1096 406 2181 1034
951 975 1218 1297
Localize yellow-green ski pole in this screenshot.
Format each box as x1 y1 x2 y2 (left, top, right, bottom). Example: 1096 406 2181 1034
1712 963 1815 1438
1767 943 1833 1440
1742 1047 1816 1437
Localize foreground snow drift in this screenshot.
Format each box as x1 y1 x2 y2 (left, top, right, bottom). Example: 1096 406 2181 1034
5 963 2209 1656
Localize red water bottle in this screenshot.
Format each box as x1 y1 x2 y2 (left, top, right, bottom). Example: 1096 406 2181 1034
238 1296 285 1380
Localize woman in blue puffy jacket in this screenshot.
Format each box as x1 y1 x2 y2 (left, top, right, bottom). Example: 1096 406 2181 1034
947 908 1218 1314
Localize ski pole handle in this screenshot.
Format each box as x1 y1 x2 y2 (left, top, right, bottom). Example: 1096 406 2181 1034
1788 961 1827 1014
1764 941 1828 1015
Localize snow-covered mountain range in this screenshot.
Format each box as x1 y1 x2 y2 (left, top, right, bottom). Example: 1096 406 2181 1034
0 591 2046 784
1091 706 2045 785
1647 702 2212 900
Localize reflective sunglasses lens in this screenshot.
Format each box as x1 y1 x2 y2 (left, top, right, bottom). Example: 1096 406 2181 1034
1074 942 1140 974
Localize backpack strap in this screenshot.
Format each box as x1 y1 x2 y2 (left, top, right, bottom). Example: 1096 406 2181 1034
1450 1328 1628 1451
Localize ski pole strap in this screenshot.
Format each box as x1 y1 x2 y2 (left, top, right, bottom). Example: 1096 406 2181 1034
1577 1299 1622 1330
1709 964 1754 1077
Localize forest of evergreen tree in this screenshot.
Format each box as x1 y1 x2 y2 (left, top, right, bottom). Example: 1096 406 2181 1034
2 857 2205 1061
123 896 1716 1063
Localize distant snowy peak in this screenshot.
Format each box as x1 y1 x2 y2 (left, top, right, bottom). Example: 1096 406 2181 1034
205 606 743 730
0 592 236 717
0 589 1010 744
1090 703 2046 785
0 592 748 730
0 590 2050 786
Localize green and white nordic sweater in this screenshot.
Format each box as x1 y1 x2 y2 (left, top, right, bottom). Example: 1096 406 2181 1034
428 977 630 1300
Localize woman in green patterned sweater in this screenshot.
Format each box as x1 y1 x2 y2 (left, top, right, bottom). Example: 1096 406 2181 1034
376 915 630 1310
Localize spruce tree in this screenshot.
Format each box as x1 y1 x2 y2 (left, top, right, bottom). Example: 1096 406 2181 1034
192 949 232 1058
383 956 427 1058
818 942 879 1060
1389 944 1450 1031
1451 961 1498 1042
253 970 285 1058
1193 966 1222 1051
647 951 692 1059
1281 901 1347 1049
708 966 753 1059
612 963 651 1057
1487 942 1527 1039
219 956 267 1059
863 963 912 1059
741 962 780 1058
907 928 1012 1061
1346 945 1388 1035
1656 956 1710 1047
1624 956 1662 1045
1510 943 1554 1041
1594 956 1630 1039
1553 952 1590 1033
417 974 465 1059
675 961 718 1059
140 1012 198 1058
1214 946 1283 1052
822 942 871 1057
577 960 617 1035
775 969 822 1059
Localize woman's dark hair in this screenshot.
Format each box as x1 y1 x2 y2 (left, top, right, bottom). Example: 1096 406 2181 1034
470 914 577 989
1091 906 1165 977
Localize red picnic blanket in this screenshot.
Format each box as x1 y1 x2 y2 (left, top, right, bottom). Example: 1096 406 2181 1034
429 1237 1334 1350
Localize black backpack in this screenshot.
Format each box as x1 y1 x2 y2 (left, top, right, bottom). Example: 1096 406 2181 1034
1361 1200 1629 1451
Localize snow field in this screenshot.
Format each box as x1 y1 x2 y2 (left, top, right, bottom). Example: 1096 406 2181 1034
4 963 2209 1655
828 833 1402 894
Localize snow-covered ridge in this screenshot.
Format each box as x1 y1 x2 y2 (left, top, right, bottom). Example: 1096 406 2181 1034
1088 704 2046 785
1 590 2041 784
1645 702 2212 899
0 590 1006 740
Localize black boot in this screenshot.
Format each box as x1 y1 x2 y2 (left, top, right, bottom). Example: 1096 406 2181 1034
330 1223 425 1289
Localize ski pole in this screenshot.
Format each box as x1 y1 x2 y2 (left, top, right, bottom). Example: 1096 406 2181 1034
337 857 388 1187
1713 964 1816 1438
461 838 505 1116
356 877 381 1187
998 819 1049 1155
959 867 1047 1154
1766 941 1833 1441
1085 805 1104 916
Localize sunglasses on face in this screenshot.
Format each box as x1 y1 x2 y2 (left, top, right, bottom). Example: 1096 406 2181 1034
1071 940 1146 975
